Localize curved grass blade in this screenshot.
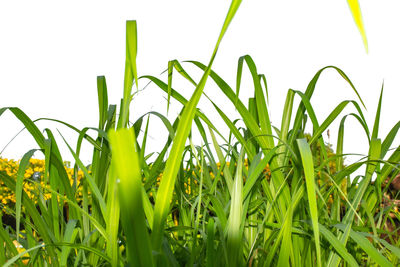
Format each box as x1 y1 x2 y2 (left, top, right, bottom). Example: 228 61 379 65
381 120 400 159
140 75 225 141
309 100 365 145
288 66 366 157
34 118 101 150
0 107 45 148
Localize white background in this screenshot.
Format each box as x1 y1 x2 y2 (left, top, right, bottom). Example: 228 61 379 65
1 0 399 169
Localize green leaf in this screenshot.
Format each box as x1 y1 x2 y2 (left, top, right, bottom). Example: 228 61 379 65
119 20 138 128
335 225 392 267
318 224 358 267
15 149 37 243
297 138 321 267
206 218 216 267
97 75 108 129
109 128 154 267
60 220 79 266
226 148 244 266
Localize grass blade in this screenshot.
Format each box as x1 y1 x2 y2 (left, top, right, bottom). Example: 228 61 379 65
15 149 37 242
318 224 358 267
119 20 138 128
226 148 244 266
335 225 392 267
346 0 368 52
109 128 154 266
297 138 321 267
151 0 242 251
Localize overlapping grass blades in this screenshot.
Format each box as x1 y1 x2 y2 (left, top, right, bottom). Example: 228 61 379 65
151 0 242 251
1 0 400 265
149 56 399 265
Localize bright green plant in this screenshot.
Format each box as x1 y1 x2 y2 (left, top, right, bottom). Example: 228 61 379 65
1 0 400 266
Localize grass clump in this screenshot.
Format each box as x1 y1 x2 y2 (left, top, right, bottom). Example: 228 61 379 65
1 1 400 266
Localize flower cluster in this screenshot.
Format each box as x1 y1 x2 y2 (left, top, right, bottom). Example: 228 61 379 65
0 157 86 214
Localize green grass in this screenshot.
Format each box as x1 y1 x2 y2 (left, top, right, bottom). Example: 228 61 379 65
1 0 400 266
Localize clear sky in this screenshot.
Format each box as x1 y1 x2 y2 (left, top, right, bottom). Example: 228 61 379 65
1 1 399 168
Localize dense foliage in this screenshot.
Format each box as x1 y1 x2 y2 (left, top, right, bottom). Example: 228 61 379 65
1 1 400 266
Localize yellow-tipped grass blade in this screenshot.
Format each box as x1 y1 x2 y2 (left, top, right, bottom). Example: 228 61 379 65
347 0 368 52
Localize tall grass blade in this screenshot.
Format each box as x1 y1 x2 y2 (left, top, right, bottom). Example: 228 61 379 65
119 20 138 128
371 85 383 140
278 89 295 165
109 128 154 266
15 149 37 242
297 138 321 267
151 0 242 251
226 148 244 266
60 220 78 266
97 75 108 129
105 163 120 267
206 218 216 267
